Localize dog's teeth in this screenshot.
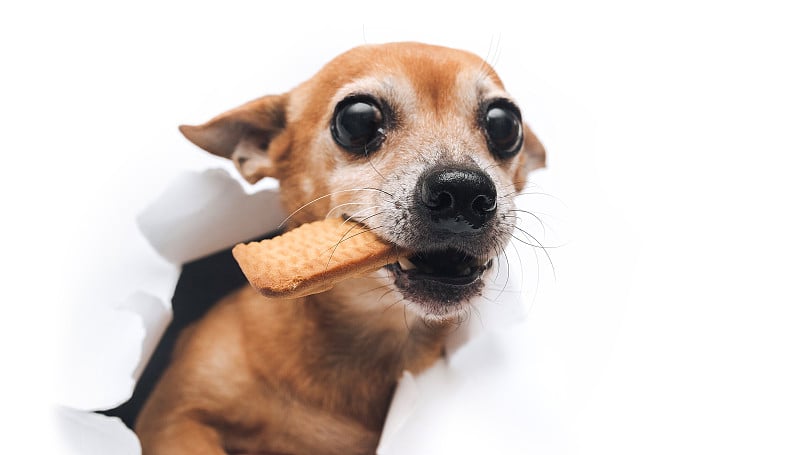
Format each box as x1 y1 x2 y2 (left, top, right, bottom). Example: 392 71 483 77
398 257 417 271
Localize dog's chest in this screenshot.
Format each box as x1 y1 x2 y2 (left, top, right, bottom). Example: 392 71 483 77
242 297 444 429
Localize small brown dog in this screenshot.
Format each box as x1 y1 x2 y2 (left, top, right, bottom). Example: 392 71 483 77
136 42 545 454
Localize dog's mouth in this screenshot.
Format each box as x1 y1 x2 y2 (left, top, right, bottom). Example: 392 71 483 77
395 250 492 285
387 248 493 315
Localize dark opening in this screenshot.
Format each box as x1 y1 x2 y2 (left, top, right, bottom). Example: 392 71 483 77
99 229 281 429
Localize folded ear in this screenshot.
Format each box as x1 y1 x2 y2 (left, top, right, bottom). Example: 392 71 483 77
522 123 546 172
179 94 288 183
513 123 546 190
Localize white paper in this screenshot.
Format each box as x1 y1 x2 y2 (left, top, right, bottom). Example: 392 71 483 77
137 169 285 264
56 407 141 455
377 169 569 454
56 169 288 453
57 167 566 454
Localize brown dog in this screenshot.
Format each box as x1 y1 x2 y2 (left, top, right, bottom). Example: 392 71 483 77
136 42 545 455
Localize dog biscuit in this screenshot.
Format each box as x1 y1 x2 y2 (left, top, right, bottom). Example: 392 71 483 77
233 219 405 299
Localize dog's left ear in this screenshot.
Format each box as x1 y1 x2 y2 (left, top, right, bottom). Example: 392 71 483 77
522 124 546 172
179 94 288 183
514 124 546 189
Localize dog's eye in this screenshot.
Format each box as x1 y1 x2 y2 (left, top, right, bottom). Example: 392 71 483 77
331 97 385 154
484 102 523 158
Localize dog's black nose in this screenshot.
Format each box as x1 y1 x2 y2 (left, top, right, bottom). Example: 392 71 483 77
416 167 497 233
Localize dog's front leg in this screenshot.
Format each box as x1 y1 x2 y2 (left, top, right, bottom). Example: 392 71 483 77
138 416 227 455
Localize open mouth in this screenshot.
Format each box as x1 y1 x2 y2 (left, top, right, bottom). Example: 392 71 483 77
395 249 492 286
387 248 493 311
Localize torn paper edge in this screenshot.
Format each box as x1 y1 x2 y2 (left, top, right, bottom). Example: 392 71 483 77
59 167 557 454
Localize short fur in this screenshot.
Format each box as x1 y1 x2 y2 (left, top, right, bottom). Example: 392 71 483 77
137 42 545 455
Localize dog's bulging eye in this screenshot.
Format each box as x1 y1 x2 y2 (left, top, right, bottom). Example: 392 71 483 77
331 97 385 154
484 103 523 158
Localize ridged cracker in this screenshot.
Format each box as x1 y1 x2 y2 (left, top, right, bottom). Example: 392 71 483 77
233 219 405 299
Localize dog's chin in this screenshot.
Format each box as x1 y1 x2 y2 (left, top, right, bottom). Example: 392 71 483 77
386 248 493 320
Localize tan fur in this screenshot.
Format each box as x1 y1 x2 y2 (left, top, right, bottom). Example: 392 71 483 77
136 42 545 455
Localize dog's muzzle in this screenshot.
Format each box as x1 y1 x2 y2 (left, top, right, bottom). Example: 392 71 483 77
385 166 501 313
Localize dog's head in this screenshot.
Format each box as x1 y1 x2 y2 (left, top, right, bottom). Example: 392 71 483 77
181 42 545 320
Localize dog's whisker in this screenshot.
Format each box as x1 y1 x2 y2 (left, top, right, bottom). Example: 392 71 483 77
361 186 395 199
377 287 398 304
507 208 559 218
481 161 502 174
382 300 404 319
511 224 557 252
510 223 565 250
496 179 548 192
333 220 383 251
503 232 544 313
505 228 557 281
476 34 501 84
355 282 395 298
452 308 469 330
324 216 374 265
487 237 506 281
498 241 513 300
506 234 528 298
506 230 540 249
482 285 524 293
324 217 385 272
508 213 562 236
363 136 388 181
497 219 563 249
335 225 385 247
507 209 548 238
490 33 502 70
521 231 543 315
500 189 558 199
340 206 383 225
325 202 375 220
331 213 383 245
491 241 504 283
476 35 494 83
469 300 489 331
402 302 411 331
279 188 391 228
505 210 557 221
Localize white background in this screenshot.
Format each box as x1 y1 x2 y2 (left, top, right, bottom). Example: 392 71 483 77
2 1 799 453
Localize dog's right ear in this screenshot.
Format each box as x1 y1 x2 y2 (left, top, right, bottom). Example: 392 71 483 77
179 94 288 183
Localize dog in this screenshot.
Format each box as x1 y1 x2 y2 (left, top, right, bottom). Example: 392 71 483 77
136 42 545 455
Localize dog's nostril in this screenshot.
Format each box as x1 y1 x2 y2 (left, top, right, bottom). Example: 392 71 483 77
471 194 497 214
416 167 497 233
423 190 454 211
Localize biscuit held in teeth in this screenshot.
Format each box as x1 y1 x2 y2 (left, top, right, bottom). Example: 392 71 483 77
233 219 406 299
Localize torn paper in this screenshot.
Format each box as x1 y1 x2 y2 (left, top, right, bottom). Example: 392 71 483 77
57 167 564 454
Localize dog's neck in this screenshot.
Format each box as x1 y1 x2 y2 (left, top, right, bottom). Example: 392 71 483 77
279 280 449 428
303 279 451 372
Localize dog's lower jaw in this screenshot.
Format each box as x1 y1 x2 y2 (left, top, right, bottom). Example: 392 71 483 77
386 264 480 316
384 252 495 320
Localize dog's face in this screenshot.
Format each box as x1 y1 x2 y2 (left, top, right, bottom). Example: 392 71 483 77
181 42 545 320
